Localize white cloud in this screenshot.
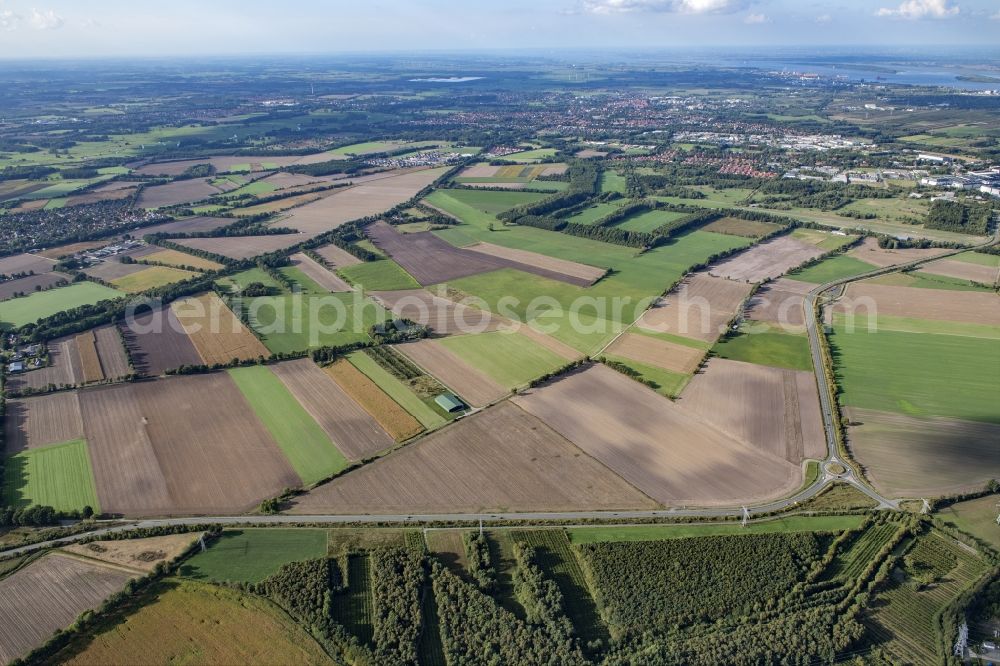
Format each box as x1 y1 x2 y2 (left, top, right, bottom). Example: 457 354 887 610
744 12 769 23
815 13 832 23
28 8 63 30
583 0 749 15
876 0 959 20
0 9 21 31
991 11 1000 20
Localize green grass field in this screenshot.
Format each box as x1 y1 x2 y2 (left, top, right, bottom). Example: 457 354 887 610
712 324 813 371
216 267 284 293
110 266 198 294
2 439 99 512
938 494 1000 550
599 171 627 194
0 282 123 329
494 148 557 162
245 292 383 354
564 202 625 225
600 354 691 398
180 529 328 583
346 350 446 429
567 515 866 544
338 259 419 291
228 366 348 483
788 255 877 284
951 251 1000 268
433 188 549 215
830 325 1000 423
278 266 329 295
834 312 1000 340
437 331 566 388
615 209 687 233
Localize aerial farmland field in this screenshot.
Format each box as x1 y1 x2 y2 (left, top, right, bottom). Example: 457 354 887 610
0 282 123 329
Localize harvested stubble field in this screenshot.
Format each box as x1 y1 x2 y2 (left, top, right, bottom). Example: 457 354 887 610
290 401 655 514
35 242 106 260
436 331 567 389
0 553 136 664
834 282 1000 326
708 235 825 283
368 221 597 287
75 330 104 383
132 215 231 237
171 293 270 364
920 258 999 284
63 533 201 572
512 364 802 506
119 306 202 376
746 277 813 330
0 272 70 301
176 233 305 260
702 217 783 238
112 266 198 294
4 335 81 392
79 374 300 516
60 579 332 665
270 358 394 461
136 177 222 208
604 332 704 374
92 324 130 380
845 407 1000 497
288 252 351 292
679 358 826 463
4 391 84 453
0 253 56 276
141 248 223 271
65 186 137 206
314 242 363 268
325 359 424 442
464 242 606 284
372 288 501 335
231 191 325 216
134 155 301 176
636 274 753 343
83 259 148 282
847 237 951 268
395 339 507 407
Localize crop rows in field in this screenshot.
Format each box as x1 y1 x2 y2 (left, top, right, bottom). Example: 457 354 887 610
823 522 902 581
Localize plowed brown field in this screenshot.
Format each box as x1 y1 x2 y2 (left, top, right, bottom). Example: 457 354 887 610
4 392 84 453
289 252 351 292
636 274 753 343
605 333 704 374
847 237 950 268
93 324 130 380
708 236 824 283
76 331 104 384
746 278 813 331
119 307 202 376
395 339 507 407
313 243 362 268
835 282 1000 326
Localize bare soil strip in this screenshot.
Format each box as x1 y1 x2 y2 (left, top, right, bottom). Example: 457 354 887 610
464 242 606 284
93 324 131 380
636 274 753 343
119 307 202 376
0 273 71 301
708 236 825 283
394 339 508 407
512 364 801 507
81 375 299 516
83 260 148 282
919 258 999 285
847 237 951 268
137 178 222 208
0 553 135 664
171 293 270 364
4 392 84 453
289 252 352 292
679 358 826 463
846 407 1000 497
746 277 813 330
836 282 1000 326
0 253 57 276
324 359 424 442
606 333 704 374
175 234 306 260
270 358 394 461
289 401 655 514
313 243 363 268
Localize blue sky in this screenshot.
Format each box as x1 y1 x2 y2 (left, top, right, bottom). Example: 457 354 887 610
0 0 997 57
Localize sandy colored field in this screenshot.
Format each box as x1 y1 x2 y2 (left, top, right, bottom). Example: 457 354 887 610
462 181 526 189
119 307 202 376
171 293 270 364
83 259 147 282
511 322 583 360
459 164 504 178
0 553 135 664
134 156 301 176
702 217 783 238
64 533 201 572
680 358 826 463
93 324 130 380
395 339 507 407
834 282 1000 326
847 236 950 268
290 401 655 514
142 248 223 271
465 242 606 284
75 330 104 383
636 274 753 343
282 168 448 237
846 407 1000 497
136 216 231 237
0 253 56 276
137 178 222 208
372 288 500 335
269 358 394 461
80 374 300 516
0 272 70 301
4 392 84 453
5 336 81 392
709 236 825 283
920 258 999 285
512 364 801 506
175 233 305 260
325 359 424 441
606 332 704 374
289 252 351 292
262 172 343 188
65 186 137 206
232 191 325 216
35 242 106 260
746 278 813 331
313 242 362 267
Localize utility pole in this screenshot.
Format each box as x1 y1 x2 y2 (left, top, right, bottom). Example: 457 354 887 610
921 498 931 515
954 620 968 658
741 506 750 528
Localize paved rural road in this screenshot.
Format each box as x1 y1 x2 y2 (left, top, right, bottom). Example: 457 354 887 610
5 230 997 558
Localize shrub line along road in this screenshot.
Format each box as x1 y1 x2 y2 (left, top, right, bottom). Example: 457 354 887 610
5 230 997 556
